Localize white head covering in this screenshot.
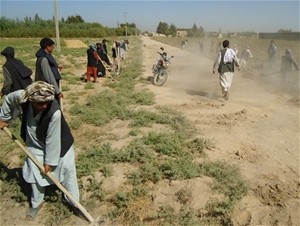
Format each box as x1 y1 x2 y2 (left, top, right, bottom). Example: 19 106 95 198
89 43 96 51
19 81 55 103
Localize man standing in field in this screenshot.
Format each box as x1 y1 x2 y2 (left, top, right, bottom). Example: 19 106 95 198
239 46 253 68
96 43 107 77
112 41 121 75
101 39 112 66
86 43 101 83
280 49 299 84
0 46 32 98
35 37 63 101
213 40 240 100
209 41 216 59
268 40 277 68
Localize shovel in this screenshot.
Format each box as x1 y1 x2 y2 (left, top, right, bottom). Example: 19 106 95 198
2 127 98 224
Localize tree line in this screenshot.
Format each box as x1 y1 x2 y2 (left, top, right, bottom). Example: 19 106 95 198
0 14 140 38
3 14 288 39
154 21 297 38
155 22 205 37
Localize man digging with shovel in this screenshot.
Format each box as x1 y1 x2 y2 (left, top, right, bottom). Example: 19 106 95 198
0 81 81 220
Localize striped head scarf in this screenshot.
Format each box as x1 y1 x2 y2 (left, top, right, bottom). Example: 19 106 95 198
19 81 55 103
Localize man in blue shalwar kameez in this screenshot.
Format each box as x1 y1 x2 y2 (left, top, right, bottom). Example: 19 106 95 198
0 81 80 220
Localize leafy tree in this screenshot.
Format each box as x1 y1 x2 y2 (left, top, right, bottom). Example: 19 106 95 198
120 22 136 29
0 14 136 38
198 26 205 37
278 29 293 33
156 21 169 35
34 13 41 22
190 23 198 37
169 23 177 37
187 23 205 37
66 14 84 23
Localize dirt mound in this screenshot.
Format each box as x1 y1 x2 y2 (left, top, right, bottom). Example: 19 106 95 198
64 39 87 48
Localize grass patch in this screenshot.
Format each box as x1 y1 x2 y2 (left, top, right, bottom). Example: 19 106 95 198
143 131 185 157
76 143 116 177
160 156 201 180
200 162 248 203
129 162 162 185
114 139 155 164
185 137 214 156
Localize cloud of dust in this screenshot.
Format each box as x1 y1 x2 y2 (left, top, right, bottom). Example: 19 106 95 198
167 41 299 103
167 44 220 100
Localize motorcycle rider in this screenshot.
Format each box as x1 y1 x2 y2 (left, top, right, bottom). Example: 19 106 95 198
158 52 168 68
152 48 174 86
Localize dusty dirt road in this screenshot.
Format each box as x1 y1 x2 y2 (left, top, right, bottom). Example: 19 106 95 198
140 36 299 225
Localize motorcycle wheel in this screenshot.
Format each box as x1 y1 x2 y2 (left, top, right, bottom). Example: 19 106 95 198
153 70 168 86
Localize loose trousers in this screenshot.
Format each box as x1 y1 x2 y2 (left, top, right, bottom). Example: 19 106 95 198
219 72 234 94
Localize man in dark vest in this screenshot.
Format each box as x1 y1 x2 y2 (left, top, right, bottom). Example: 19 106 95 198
101 39 112 66
0 46 32 98
35 37 63 101
0 81 80 220
96 43 106 77
213 40 240 100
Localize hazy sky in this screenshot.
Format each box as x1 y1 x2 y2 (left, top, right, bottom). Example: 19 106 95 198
0 0 299 33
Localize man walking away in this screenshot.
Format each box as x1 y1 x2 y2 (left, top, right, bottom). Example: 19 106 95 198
213 40 240 100
1 47 32 98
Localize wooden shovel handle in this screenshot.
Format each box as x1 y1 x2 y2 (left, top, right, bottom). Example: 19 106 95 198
2 127 95 223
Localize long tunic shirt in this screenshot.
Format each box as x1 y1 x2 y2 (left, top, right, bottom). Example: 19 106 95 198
0 90 76 187
1 67 12 95
36 58 60 95
213 48 239 94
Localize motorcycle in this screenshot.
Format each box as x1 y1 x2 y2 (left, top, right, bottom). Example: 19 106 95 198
152 48 174 86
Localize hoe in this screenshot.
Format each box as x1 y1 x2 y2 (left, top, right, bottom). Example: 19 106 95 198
2 127 102 226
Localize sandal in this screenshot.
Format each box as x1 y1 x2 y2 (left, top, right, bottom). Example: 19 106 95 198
26 207 40 220
26 203 44 220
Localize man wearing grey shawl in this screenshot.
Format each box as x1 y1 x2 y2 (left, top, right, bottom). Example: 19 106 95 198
0 46 33 97
35 37 63 101
0 81 80 219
